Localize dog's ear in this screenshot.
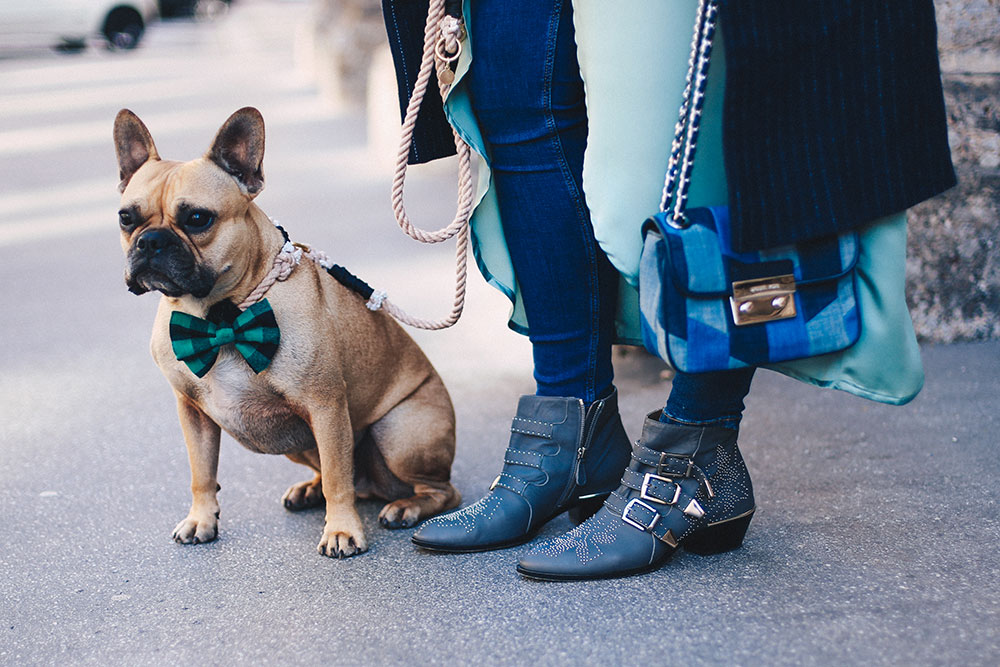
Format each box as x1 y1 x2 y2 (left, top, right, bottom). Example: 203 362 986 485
206 107 265 197
113 109 160 193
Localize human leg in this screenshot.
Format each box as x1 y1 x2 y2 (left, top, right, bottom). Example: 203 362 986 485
410 0 629 552
463 0 619 403
662 368 756 429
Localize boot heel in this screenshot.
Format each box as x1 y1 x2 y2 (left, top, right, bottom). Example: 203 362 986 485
567 493 609 525
684 509 754 555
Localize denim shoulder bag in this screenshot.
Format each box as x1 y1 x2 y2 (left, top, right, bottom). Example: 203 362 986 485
638 0 862 374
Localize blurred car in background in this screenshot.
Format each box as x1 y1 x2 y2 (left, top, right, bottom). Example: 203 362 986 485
159 0 232 20
0 0 158 51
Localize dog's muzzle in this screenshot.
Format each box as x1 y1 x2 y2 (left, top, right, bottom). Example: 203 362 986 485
126 228 216 298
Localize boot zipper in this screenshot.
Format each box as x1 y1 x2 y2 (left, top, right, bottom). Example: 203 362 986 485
578 400 603 461
573 398 606 490
573 397 586 459
555 399 587 508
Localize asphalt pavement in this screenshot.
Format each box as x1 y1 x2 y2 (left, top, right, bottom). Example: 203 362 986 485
1 2 998 665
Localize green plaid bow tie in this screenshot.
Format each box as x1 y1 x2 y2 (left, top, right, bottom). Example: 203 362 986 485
169 299 280 378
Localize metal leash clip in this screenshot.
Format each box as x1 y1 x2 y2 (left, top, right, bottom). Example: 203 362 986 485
434 18 465 85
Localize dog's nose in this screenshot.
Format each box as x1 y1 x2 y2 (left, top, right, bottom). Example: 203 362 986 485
135 228 178 256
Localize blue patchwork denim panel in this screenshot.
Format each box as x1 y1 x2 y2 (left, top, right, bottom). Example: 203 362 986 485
639 206 861 373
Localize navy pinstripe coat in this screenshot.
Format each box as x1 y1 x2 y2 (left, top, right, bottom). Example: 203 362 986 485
382 0 956 252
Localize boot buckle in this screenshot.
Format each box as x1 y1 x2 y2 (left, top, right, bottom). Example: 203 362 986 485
655 453 693 478
622 498 660 532
640 473 681 506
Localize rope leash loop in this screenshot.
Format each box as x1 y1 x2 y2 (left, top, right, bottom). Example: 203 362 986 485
387 0 473 330
243 3 473 331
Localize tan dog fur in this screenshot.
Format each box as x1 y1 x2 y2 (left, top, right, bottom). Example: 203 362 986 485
113 107 460 558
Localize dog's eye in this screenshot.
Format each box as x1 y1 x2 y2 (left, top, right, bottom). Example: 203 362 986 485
182 209 216 232
119 209 136 230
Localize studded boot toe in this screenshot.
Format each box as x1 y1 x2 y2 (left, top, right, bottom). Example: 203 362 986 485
516 412 755 580
411 389 631 553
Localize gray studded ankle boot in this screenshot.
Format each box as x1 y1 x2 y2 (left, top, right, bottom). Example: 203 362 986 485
516 411 755 580
411 389 631 553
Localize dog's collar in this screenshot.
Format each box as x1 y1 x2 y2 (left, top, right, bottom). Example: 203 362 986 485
235 220 386 312
235 232 302 311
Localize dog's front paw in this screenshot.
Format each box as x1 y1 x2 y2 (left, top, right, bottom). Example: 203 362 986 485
317 521 368 559
172 514 219 545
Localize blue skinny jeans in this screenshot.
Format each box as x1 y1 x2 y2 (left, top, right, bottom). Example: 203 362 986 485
467 0 754 428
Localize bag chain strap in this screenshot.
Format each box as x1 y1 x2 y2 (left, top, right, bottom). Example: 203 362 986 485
659 0 719 229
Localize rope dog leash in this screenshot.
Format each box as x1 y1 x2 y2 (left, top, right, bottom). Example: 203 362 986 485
241 2 472 327
385 0 473 330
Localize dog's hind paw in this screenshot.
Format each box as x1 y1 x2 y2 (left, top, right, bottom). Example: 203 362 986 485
377 487 460 529
378 501 420 529
281 478 324 511
172 515 219 545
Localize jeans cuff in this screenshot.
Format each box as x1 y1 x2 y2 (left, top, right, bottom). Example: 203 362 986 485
659 410 742 431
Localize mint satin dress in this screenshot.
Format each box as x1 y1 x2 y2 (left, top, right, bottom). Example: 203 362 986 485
442 0 923 405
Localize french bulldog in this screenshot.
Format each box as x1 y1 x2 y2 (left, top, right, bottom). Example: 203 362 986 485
113 106 460 558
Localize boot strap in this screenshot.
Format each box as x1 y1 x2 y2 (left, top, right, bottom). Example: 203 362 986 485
490 446 548 495
605 492 687 547
630 442 715 498
491 472 530 495
619 469 706 519
503 448 545 468
510 416 554 438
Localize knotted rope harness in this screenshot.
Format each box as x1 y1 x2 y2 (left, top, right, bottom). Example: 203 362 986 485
236 222 388 313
